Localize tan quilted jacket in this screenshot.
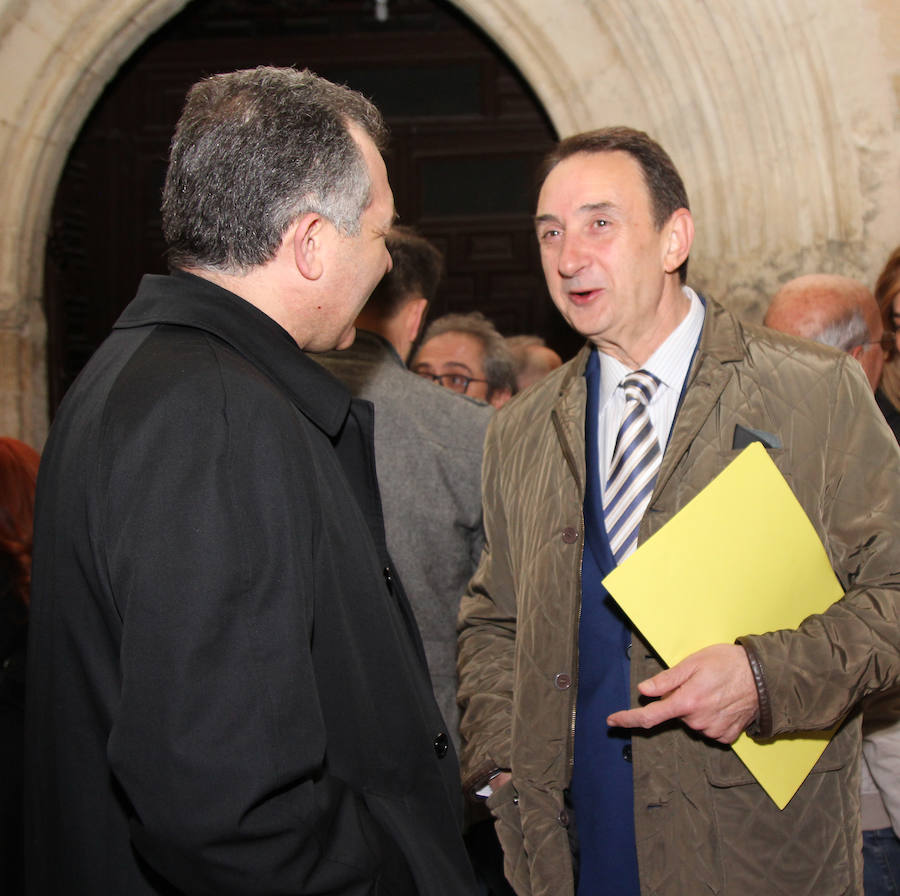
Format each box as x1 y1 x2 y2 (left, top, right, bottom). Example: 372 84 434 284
457 299 900 896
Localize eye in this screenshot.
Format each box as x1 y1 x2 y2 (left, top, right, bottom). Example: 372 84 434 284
591 218 609 229
447 374 469 388
538 227 561 242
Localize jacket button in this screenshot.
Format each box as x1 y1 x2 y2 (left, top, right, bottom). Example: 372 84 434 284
622 744 632 763
561 526 578 544
433 732 449 758
558 808 569 827
625 641 632 659
383 566 393 589
554 673 572 690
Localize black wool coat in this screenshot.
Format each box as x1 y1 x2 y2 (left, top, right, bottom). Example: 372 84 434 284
26 270 477 895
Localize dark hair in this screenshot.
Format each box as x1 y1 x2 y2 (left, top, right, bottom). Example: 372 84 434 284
538 126 691 282
366 226 443 319
0 438 40 608
418 311 517 400
875 245 900 333
162 66 388 274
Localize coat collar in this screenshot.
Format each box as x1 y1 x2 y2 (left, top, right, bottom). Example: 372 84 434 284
114 270 352 438
549 295 746 495
335 328 406 370
654 296 745 496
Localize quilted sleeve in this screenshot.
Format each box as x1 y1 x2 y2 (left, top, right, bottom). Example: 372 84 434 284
457 415 517 794
741 355 900 737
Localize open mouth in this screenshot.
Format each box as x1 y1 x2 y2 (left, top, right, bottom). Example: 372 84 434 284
568 288 602 305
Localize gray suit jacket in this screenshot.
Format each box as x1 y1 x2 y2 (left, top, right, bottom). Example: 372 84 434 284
315 330 492 747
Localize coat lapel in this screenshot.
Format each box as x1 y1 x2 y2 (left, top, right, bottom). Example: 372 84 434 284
654 299 744 499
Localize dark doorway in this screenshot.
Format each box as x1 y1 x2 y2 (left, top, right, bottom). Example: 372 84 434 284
44 0 578 414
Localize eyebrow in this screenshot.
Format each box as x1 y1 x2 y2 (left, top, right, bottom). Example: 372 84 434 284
534 201 617 227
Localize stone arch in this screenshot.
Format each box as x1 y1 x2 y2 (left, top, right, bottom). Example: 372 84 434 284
1 0 898 444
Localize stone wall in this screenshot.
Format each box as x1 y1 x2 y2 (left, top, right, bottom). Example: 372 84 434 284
1 0 898 445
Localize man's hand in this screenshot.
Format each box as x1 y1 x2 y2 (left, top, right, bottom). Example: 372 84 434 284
606 644 759 744
488 771 512 794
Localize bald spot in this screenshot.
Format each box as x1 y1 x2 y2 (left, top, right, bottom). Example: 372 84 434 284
765 273 880 340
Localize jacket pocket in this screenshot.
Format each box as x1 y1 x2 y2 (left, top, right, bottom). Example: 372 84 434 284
704 727 849 789
703 734 856 894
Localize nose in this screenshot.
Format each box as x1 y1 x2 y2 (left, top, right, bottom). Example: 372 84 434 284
557 234 588 278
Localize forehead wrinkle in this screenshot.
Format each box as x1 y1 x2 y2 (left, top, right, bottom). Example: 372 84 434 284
579 201 617 215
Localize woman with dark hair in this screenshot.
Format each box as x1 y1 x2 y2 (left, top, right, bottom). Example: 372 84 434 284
0 437 40 896
875 245 900 441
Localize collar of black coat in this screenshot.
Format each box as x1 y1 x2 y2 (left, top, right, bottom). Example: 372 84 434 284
113 269 352 438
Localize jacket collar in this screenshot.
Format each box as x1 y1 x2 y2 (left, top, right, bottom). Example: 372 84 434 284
340 328 406 370
550 295 745 494
655 296 745 496
114 270 351 438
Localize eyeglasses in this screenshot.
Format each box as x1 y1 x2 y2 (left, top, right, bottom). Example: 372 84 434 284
415 371 489 395
861 332 897 359
859 333 896 350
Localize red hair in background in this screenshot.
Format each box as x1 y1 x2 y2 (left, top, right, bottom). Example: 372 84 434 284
0 438 41 607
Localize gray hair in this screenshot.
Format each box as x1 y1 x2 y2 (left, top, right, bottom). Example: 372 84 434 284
161 66 387 274
814 308 869 352
419 311 517 399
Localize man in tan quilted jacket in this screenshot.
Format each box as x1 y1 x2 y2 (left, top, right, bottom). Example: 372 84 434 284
457 127 900 896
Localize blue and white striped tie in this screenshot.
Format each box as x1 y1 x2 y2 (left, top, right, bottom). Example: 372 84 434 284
604 370 661 563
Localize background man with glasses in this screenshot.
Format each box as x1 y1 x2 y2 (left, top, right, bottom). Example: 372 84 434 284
412 311 516 408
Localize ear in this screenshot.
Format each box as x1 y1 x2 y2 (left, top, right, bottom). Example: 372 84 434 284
292 213 327 281
662 208 694 276
489 387 513 410
403 297 429 345
848 344 865 362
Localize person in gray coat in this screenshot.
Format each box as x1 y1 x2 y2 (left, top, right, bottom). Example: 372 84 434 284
315 226 492 747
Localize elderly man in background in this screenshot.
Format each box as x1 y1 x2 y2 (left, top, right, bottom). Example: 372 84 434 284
26 67 477 895
505 334 563 391
412 311 516 408
457 126 900 896
764 273 889 389
765 272 900 896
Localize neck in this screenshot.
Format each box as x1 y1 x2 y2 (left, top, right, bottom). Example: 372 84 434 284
596 284 691 368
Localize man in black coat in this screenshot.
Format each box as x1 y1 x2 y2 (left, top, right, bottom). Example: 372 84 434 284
25 66 477 895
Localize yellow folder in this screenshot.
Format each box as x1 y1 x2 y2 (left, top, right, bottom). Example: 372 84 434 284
602 441 843 809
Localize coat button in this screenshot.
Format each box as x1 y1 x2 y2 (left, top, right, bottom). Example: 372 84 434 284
622 744 632 763
554 673 572 690
433 732 449 758
383 566 393 589
562 526 578 544
558 808 569 827
625 641 632 659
